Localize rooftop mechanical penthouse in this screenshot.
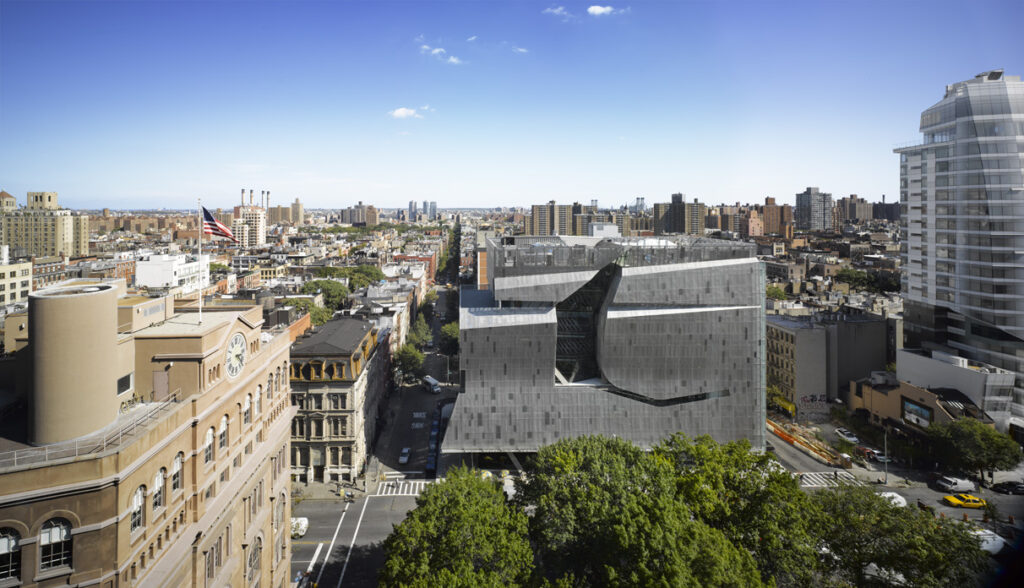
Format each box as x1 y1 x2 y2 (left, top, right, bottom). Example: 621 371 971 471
447 235 766 453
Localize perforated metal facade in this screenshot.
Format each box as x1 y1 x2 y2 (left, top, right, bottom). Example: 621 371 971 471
447 236 766 452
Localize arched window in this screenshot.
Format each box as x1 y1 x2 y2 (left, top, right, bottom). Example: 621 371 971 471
243 395 252 424
274 369 280 393
39 518 72 570
0 528 21 580
204 427 215 463
130 486 146 532
247 537 262 582
254 389 261 418
152 469 166 510
267 375 273 399
171 453 184 491
218 415 229 449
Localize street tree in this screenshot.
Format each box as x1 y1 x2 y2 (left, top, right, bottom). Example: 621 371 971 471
393 344 424 382
516 435 763 587
282 298 331 326
379 467 533 587
408 314 431 348
812 484 987 587
928 417 1022 478
440 321 459 356
301 279 350 311
654 434 822 586
766 285 787 300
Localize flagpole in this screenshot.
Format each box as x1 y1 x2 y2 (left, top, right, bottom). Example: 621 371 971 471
198 198 203 325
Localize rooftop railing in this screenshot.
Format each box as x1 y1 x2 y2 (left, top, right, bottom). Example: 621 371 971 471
0 390 181 470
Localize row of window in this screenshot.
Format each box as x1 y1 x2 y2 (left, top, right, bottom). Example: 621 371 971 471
0 519 72 581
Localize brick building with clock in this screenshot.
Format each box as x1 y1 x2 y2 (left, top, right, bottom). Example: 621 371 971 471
0 278 295 587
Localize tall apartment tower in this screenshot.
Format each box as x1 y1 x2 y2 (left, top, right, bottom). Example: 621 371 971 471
0 192 89 258
232 206 267 249
408 201 418 221
795 187 833 232
428 201 437 220
290 198 304 226
895 69 1024 435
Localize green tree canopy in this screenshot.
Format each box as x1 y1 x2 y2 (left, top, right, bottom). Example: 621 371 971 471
440 321 459 356
812 484 988 587
209 262 230 273
928 417 1022 477
654 434 821 586
315 265 385 289
516 435 763 587
766 285 787 300
301 279 350 311
380 467 533 587
393 343 424 381
282 298 331 326
408 314 431 348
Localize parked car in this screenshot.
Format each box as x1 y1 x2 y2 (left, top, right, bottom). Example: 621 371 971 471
870 450 893 463
935 476 976 493
835 428 859 444
991 481 1024 495
942 494 987 509
398 447 411 465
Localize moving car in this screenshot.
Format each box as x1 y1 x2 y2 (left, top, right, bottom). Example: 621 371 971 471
935 476 975 492
942 493 986 508
398 447 411 465
835 428 859 444
423 375 442 394
291 517 309 538
991 481 1024 495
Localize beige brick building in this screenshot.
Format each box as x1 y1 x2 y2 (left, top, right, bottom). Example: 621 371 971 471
0 192 89 258
0 279 295 587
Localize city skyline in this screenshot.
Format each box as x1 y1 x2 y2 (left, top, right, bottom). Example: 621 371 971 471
1 0 1021 210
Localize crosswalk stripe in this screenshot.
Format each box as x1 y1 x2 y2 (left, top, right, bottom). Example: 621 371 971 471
797 471 864 488
376 480 434 496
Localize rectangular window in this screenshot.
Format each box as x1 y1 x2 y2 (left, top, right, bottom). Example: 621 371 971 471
117 373 133 395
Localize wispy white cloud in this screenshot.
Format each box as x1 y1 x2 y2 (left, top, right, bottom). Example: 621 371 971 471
389 107 423 119
512 47 529 54
419 41 462 65
588 5 629 16
466 35 478 42
420 104 436 112
542 6 574 21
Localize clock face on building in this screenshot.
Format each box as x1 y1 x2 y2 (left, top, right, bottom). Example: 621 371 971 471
226 333 246 379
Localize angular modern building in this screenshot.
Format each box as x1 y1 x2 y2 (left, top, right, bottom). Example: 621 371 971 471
895 69 1024 438
447 235 766 452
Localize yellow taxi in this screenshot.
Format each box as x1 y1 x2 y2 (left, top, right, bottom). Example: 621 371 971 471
942 493 987 509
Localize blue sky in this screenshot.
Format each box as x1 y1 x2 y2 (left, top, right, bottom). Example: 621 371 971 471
1 0 1021 210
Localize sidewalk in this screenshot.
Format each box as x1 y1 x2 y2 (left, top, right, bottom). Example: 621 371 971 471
291 479 370 502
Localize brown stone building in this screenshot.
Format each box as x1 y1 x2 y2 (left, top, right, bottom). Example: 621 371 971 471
0 279 295 587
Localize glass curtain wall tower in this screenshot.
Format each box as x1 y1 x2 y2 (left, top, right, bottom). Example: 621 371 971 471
895 69 1024 437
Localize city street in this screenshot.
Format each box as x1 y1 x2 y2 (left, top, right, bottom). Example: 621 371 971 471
770 430 1024 524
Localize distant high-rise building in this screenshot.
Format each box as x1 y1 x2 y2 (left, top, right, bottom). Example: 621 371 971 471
653 194 705 235
268 204 292 225
0 192 89 258
895 69 1024 435
291 198 304 225
836 194 873 224
527 201 596 235
795 187 833 232
872 195 900 221
428 201 437 220
232 205 267 248
761 197 793 235
408 201 418 221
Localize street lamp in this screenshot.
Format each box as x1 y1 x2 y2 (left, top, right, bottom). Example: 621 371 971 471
883 429 889 485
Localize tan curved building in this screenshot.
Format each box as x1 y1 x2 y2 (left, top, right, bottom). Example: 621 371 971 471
0 279 296 587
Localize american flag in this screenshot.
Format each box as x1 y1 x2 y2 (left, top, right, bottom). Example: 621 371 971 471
202 206 238 242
